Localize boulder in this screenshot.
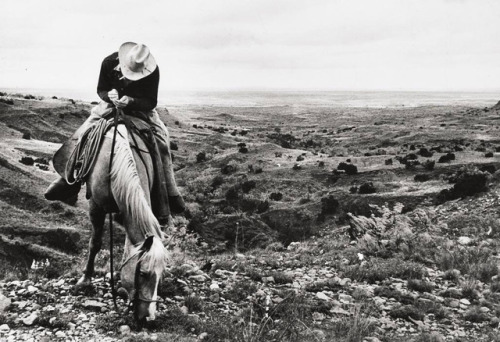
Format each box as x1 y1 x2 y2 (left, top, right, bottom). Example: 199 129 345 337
0 292 11 312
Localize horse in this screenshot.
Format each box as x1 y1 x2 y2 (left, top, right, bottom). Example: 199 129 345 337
75 122 169 322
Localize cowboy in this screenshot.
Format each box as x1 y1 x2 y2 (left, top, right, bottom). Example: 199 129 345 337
45 42 185 216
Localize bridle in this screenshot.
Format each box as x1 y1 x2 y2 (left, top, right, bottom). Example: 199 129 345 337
119 240 164 319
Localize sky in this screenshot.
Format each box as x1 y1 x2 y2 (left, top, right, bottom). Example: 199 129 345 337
1 0 500 94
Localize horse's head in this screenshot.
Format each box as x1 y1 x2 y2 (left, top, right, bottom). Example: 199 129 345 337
120 235 168 321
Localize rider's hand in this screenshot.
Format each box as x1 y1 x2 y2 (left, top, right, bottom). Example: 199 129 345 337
114 96 133 108
108 89 119 102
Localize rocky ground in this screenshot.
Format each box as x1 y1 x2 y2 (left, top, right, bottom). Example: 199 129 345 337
2 93 500 341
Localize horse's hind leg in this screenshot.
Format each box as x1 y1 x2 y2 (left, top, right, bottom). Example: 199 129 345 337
76 199 105 287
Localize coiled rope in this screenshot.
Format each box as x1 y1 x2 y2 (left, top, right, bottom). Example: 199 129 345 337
65 118 114 185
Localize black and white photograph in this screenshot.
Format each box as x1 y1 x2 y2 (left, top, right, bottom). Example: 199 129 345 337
1 0 500 341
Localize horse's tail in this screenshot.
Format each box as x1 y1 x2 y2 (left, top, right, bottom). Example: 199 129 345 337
107 125 162 239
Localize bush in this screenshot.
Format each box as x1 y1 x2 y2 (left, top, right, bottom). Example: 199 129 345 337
269 192 283 201
414 174 431 182
241 180 256 193
419 148 433 158
438 153 455 163
19 156 34 165
196 152 206 163
423 160 435 171
358 182 376 194
407 279 434 292
337 162 358 175
389 305 424 321
437 167 489 202
342 258 426 283
464 306 489 323
320 195 340 216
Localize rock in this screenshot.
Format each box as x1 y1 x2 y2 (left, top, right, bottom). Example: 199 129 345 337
0 324 9 333
330 307 350 315
209 283 220 291
364 338 382 342
316 292 330 301
458 236 473 246
22 312 38 326
490 316 499 327
312 312 326 321
119 325 131 335
188 275 206 282
82 300 107 310
0 292 11 312
27 286 38 294
180 306 189 315
53 279 65 287
262 276 275 284
199 332 209 340
209 293 220 303
55 331 66 338
339 278 351 286
338 293 353 304
459 298 471 305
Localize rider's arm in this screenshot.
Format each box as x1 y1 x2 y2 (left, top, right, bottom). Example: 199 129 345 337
96 55 117 104
126 67 160 111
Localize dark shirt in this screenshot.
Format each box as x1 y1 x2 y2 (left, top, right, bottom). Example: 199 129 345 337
97 52 160 111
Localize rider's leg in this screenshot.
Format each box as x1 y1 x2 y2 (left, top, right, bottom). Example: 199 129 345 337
45 102 114 202
147 110 185 214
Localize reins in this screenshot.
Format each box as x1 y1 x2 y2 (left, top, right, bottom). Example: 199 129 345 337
106 109 160 315
108 107 122 311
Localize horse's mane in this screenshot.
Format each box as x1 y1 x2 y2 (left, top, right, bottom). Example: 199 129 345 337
107 125 168 273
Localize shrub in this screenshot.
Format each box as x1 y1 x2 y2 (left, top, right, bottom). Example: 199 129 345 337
337 162 358 175
184 295 204 312
196 152 206 163
423 160 435 171
320 195 340 216
437 167 489 202
225 280 258 302
407 279 434 293
269 192 283 201
460 278 479 300
241 180 256 193
211 175 224 189
221 163 237 174
419 148 433 157
358 182 376 194
438 153 455 163
414 174 431 182
19 156 34 165
389 305 424 321
342 258 426 283
464 306 489 322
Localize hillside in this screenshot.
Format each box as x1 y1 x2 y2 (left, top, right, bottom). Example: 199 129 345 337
2 93 500 341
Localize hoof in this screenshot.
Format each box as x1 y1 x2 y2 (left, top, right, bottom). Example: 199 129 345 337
75 275 91 288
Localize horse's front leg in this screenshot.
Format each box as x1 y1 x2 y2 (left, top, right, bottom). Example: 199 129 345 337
76 199 105 287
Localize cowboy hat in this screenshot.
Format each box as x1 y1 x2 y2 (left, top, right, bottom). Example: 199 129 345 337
118 42 157 81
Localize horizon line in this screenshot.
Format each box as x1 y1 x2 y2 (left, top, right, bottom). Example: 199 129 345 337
1 86 500 94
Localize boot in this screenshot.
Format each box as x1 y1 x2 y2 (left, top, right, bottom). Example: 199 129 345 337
44 177 81 202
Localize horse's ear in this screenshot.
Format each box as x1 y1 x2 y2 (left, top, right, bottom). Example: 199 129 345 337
142 235 154 251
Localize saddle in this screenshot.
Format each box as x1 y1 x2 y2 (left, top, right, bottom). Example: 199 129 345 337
53 109 170 222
